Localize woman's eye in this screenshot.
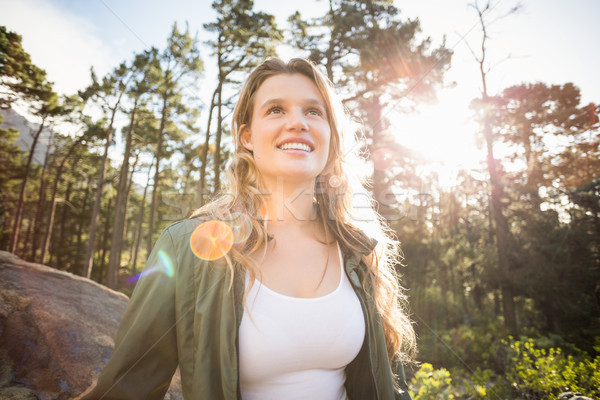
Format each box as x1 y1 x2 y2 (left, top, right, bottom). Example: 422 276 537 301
267 106 282 114
307 109 323 117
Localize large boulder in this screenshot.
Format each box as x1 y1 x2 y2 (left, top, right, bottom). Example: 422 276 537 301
0 251 182 400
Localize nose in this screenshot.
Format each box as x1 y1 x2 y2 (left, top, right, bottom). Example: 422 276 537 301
285 108 308 131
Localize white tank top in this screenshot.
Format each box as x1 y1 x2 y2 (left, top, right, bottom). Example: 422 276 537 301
239 244 366 400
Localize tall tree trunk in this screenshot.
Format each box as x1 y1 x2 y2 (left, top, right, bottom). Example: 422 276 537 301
199 89 218 201
123 153 139 264
97 198 113 284
107 98 139 288
82 126 114 278
131 162 152 275
366 97 391 218
74 178 91 267
23 215 33 257
213 86 224 194
131 158 154 275
525 148 543 211
10 116 47 254
147 96 168 253
30 129 55 261
55 180 72 267
323 0 336 82
83 95 123 278
474 2 518 335
484 117 517 334
41 138 82 264
29 164 48 260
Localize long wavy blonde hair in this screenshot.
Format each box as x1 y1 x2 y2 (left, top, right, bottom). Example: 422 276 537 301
192 57 415 365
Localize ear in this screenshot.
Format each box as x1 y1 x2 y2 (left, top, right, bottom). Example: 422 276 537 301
239 124 253 151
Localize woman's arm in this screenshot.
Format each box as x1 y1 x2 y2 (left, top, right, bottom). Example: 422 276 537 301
82 229 179 400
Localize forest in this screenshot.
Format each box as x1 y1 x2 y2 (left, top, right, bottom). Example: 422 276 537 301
1 0 599 399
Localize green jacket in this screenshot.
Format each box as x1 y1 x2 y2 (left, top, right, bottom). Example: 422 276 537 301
84 218 411 399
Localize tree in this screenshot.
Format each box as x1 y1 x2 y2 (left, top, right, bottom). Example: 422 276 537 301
492 83 589 210
0 26 53 108
131 156 155 276
8 92 70 255
81 63 132 278
199 0 282 196
0 114 23 249
106 50 156 289
145 23 203 253
489 83 600 340
289 0 452 217
28 119 56 260
40 131 86 264
1 26 59 255
467 0 521 335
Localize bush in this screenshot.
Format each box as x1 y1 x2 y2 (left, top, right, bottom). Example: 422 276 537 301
417 318 508 372
460 367 510 400
410 363 455 400
412 335 599 399
504 338 600 400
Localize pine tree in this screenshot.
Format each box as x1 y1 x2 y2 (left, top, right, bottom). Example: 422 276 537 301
289 0 452 218
81 63 132 278
199 0 282 196
106 50 156 289
145 23 203 252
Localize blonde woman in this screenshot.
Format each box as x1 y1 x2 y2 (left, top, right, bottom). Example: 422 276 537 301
83 58 415 400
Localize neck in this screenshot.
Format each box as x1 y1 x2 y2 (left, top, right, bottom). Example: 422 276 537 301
261 176 317 229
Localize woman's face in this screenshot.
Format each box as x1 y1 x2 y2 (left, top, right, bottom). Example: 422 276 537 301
241 73 331 187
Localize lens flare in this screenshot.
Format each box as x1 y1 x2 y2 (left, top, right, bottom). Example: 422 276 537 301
157 250 174 277
223 212 253 244
190 220 234 260
128 250 174 283
328 175 342 188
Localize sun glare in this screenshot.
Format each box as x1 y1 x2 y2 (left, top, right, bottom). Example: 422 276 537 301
389 89 484 186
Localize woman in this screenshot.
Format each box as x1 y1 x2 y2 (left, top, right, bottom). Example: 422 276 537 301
83 58 415 400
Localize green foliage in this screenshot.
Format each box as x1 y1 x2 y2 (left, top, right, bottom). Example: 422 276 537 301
461 367 509 400
410 363 455 400
205 0 282 67
410 337 600 399
0 114 25 249
418 319 509 372
0 26 54 107
504 338 600 400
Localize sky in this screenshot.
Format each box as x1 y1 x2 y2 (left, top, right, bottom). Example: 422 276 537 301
2 0 599 176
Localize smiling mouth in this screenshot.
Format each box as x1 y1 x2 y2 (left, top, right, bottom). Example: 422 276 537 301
278 142 313 152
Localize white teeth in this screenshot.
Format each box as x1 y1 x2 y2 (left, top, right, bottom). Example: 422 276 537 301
279 142 312 152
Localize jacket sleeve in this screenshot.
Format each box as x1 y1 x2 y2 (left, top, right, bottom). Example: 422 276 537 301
82 229 179 400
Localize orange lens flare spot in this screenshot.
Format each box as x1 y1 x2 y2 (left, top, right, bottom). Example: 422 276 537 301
190 221 234 260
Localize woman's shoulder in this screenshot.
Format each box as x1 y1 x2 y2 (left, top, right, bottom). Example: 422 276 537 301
162 216 210 241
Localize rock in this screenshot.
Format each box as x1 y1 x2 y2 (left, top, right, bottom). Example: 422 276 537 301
0 385 39 400
0 251 182 400
558 392 596 400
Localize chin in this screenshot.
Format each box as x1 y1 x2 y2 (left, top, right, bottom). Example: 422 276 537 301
260 168 323 185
